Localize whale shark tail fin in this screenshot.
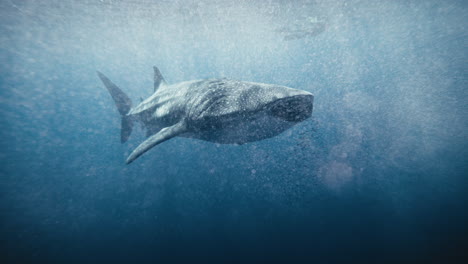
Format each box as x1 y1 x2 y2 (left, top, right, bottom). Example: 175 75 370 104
97 71 133 143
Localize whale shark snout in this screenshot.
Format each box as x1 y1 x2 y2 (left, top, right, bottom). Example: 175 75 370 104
268 94 313 122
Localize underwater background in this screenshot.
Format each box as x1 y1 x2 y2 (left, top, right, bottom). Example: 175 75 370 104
0 0 467 263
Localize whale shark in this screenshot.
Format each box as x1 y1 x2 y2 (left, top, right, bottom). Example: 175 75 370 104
97 67 314 164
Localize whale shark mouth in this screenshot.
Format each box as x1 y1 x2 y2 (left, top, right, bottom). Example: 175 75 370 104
268 94 313 122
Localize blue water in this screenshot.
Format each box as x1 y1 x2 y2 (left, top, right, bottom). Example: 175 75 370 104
1 0 467 263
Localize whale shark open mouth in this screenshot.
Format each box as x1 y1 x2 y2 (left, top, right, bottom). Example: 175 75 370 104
268 94 313 122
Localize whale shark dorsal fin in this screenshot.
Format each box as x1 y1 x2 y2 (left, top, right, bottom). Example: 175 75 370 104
126 121 186 164
153 66 166 92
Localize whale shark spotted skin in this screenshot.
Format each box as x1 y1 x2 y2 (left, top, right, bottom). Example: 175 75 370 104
98 67 314 164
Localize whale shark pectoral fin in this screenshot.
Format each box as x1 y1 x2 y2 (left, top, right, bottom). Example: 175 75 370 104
126 122 186 164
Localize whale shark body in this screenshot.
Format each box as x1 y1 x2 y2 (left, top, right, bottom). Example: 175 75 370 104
98 67 314 164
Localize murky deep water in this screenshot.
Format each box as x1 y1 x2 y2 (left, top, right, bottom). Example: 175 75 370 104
1 0 467 263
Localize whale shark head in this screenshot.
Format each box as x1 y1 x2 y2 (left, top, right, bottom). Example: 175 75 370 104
187 80 314 144
190 80 314 124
